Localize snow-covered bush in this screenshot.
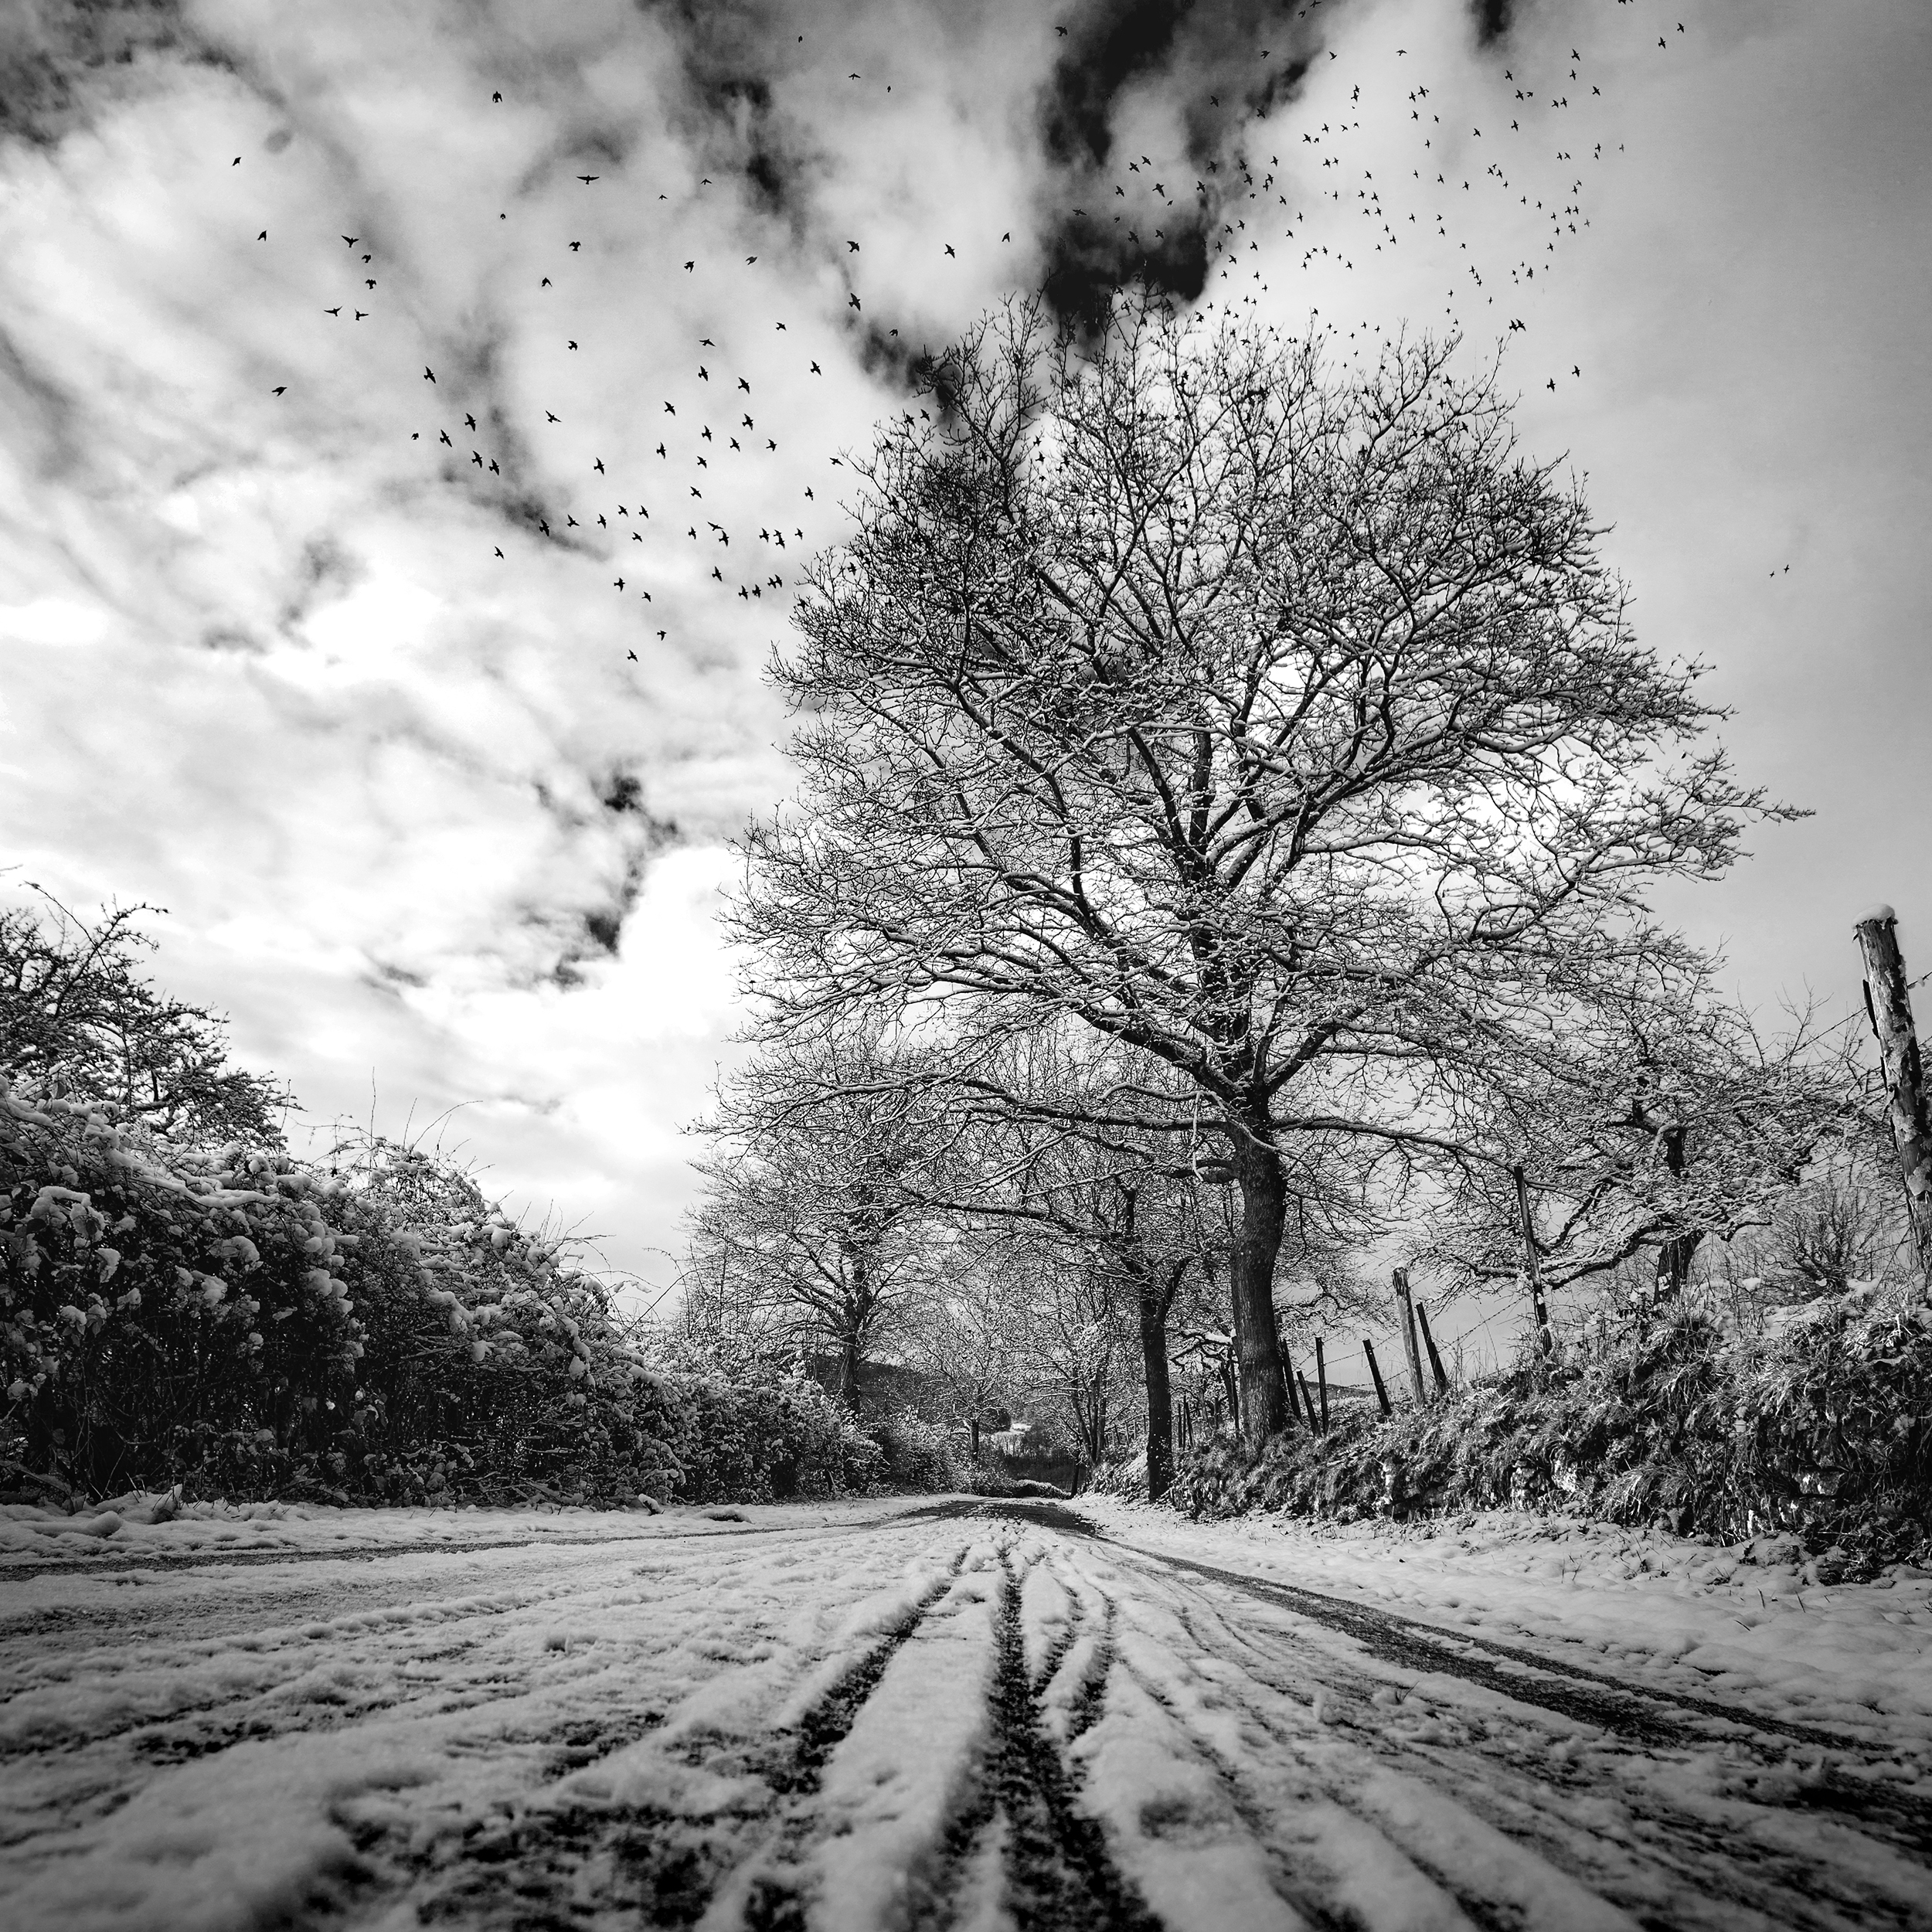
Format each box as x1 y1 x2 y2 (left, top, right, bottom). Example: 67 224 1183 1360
866 1406 961 1492
0 1081 685 1505
652 1349 883 1501
1167 1282 1932 1577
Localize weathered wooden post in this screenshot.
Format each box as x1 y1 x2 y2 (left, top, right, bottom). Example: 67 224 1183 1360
1362 1338 1393 1417
1414 1301 1450 1396
1512 1165 1555 1354
1393 1267 1429 1403
1855 907 1932 1284
1315 1337 1330 1433
1296 1365 1321 1436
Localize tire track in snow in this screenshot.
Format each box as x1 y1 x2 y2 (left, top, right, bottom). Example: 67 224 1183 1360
1056 1522 1928 1932
359 1554 970 1930
1104 1538 1932 1866
893 1547 1162 1932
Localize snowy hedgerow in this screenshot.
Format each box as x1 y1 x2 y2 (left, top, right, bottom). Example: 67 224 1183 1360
0 1075 362 1496
1165 1284 1932 1576
643 1337 884 1502
0 1089 685 1507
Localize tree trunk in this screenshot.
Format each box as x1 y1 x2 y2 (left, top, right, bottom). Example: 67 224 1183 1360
1855 909 1932 1283
1654 1124 1699 1295
1230 1130 1293 1443
1139 1285 1175 1502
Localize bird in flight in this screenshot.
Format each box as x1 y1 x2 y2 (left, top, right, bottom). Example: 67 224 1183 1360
494 546 505 558
257 230 267 240
465 413 477 430
847 240 861 253
614 577 624 590
594 458 605 473
353 309 368 320
546 411 560 423
578 175 600 184
232 155 240 165
849 293 862 311
492 91 502 102
811 361 821 374
324 306 341 316
342 236 357 247
568 340 579 350
271 386 286 396
738 378 751 393
628 649 638 662
423 366 435 383
683 260 695 272
944 244 954 257
699 366 709 380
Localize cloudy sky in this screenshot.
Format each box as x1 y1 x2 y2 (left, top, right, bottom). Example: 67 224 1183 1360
2 0 1927 1312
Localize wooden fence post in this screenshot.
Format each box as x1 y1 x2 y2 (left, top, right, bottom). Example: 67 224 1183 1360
1393 1267 1429 1403
1297 1366 1322 1436
1362 1338 1393 1417
1315 1337 1330 1434
1414 1301 1450 1396
1855 907 1932 1285
1512 1165 1555 1354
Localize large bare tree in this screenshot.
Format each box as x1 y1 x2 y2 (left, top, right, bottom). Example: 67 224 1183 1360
730 297 1789 1442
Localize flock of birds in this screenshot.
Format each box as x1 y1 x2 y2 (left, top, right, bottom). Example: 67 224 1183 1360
239 6 1787 669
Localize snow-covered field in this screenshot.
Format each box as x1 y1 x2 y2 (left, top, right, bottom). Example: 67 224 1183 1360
3 1493 1929 1930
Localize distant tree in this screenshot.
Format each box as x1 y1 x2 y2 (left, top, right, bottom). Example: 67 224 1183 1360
686 1027 948 1407
729 296 1788 1443
1421 953 1849 1298
0 889 290 1145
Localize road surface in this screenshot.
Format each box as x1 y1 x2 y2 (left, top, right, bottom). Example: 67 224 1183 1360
2 1495 1928 1930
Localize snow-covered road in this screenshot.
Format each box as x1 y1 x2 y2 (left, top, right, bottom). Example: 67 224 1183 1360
3 1495 1930 1930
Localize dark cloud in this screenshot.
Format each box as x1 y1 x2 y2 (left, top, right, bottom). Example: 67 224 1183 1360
263 124 292 154
0 0 243 148
1039 208 1209 335
1469 0 1515 49
641 2 817 234
1033 1 1319 330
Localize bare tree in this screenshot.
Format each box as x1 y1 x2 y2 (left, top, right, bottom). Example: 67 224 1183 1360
1 891 291 1144
1421 954 1849 1298
687 1029 947 1406
730 297 1790 1444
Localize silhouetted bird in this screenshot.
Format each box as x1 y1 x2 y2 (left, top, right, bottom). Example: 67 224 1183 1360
628 649 638 661
354 309 367 319
423 366 435 383
440 430 452 446
811 362 821 374
465 413 477 430
594 458 605 473
546 411 559 422
342 236 357 247
325 306 341 316
257 230 267 240
495 547 504 557
849 294 862 311
578 175 599 184
271 386 286 396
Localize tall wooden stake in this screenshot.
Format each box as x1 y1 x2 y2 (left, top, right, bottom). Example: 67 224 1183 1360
1414 1301 1450 1396
1315 1337 1330 1433
1297 1366 1322 1437
1512 1165 1555 1354
1393 1267 1429 1403
1855 907 1932 1286
1362 1338 1393 1417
